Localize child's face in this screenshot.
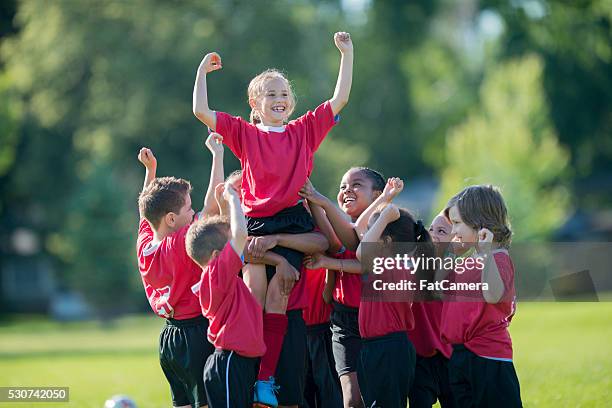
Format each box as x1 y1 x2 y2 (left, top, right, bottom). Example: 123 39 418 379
172 193 195 231
448 205 478 246
429 214 452 243
337 169 379 220
253 78 293 126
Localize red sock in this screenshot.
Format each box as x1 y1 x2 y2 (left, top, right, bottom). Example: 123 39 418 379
258 313 288 381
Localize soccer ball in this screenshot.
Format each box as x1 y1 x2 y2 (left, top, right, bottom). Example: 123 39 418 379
104 395 137 408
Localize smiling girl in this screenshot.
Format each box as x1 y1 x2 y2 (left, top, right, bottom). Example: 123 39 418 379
193 33 353 408
441 185 522 408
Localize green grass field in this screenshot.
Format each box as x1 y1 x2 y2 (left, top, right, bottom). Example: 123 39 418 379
1 303 611 407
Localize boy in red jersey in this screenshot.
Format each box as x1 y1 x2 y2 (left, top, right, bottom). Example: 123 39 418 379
441 185 522 408
136 134 223 408
187 182 273 407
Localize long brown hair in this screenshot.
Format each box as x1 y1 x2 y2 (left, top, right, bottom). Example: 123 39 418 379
444 185 512 248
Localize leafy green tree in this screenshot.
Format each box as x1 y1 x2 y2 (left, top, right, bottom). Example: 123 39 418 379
482 0 612 200
437 55 571 240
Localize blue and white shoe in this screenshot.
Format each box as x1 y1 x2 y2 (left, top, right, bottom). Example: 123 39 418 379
253 377 279 408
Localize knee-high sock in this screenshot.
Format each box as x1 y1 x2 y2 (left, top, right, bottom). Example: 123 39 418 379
258 312 289 381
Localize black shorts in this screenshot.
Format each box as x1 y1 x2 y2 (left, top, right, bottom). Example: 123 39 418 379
246 203 314 280
448 344 522 408
159 316 214 407
275 309 308 406
304 322 343 408
330 302 361 376
409 352 455 408
357 331 416 408
203 349 258 408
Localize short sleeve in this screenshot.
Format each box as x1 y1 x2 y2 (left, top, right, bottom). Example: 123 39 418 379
215 111 247 158
137 218 154 255
205 242 244 296
291 101 338 152
493 252 515 302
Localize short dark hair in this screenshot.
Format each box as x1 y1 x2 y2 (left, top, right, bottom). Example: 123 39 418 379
350 167 385 192
186 216 230 266
138 177 192 228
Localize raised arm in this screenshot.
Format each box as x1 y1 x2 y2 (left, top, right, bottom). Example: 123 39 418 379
329 32 354 116
201 133 225 218
224 181 248 254
138 148 157 192
193 52 222 131
309 203 343 254
354 178 404 239
356 204 400 261
299 179 360 251
478 229 505 304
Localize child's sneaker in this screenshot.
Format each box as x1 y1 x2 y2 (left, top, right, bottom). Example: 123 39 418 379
253 377 279 408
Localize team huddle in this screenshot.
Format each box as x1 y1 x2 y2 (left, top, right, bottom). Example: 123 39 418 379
136 32 523 408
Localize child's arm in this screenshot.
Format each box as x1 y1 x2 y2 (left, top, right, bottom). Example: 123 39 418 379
246 232 329 260
224 182 248 255
309 202 343 254
201 132 225 218
304 253 363 275
138 148 157 192
356 204 400 261
323 270 336 304
354 178 404 239
478 229 505 303
329 32 354 116
249 251 300 296
299 179 360 251
193 52 222 131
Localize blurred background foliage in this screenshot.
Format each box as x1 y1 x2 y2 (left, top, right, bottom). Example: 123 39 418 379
0 0 610 316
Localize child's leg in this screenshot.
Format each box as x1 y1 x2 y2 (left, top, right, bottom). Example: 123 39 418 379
330 306 363 408
258 271 289 382
243 263 268 308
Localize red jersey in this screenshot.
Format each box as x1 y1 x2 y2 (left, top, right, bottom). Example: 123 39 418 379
215 102 337 217
137 218 202 320
332 250 362 309
192 243 266 358
408 302 452 358
441 250 517 360
303 267 332 326
287 266 309 311
359 267 414 339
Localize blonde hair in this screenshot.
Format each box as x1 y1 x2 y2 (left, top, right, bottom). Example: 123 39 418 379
247 69 296 124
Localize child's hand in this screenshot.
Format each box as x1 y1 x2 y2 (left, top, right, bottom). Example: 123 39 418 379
199 52 222 74
138 148 157 170
382 177 404 202
247 235 279 259
477 227 494 254
277 259 300 296
304 253 328 270
334 32 353 54
380 204 401 223
222 180 238 202
205 132 224 155
298 179 327 207
214 182 228 213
